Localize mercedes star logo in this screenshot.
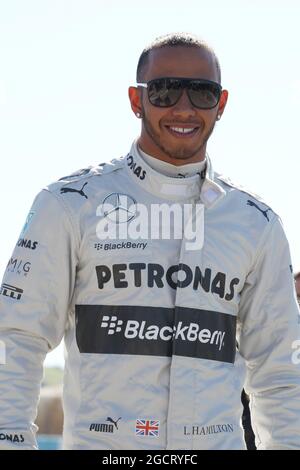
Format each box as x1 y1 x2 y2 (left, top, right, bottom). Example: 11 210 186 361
100 193 137 224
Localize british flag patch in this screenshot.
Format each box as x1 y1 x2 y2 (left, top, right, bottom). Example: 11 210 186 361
135 419 160 437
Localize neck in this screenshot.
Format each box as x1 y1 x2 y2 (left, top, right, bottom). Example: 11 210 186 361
137 134 207 166
138 145 206 179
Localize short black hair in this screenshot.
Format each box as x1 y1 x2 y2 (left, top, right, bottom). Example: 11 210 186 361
136 32 221 83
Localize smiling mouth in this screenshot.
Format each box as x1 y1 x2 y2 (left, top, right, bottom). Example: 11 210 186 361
165 125 200 137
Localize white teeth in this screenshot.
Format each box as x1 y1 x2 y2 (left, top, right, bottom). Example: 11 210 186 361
170 127 196 134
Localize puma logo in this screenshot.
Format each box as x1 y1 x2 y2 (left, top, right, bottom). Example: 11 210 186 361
106 417 122 430
247 200 272 221
60 182 88 199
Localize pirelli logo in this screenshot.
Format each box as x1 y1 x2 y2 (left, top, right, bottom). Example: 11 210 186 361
76 305 236 363
0 283 23 301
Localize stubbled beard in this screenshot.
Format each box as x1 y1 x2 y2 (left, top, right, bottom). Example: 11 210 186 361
142 112 216 161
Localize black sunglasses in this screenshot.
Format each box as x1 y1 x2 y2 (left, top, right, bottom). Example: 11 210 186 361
137 77 222 110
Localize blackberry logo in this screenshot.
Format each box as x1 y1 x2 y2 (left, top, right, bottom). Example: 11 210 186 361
101 316 123 335
100 314 225 348
76 305 237 364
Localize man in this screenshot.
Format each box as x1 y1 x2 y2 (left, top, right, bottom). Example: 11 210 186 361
0 33 300 450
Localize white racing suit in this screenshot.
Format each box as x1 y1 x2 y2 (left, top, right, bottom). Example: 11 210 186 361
0 141 300 450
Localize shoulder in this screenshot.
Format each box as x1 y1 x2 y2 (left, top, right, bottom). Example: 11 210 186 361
32 157 127 224
212 172 287 265
23 158 122 242
50 157 124 186
45 157 125 197
216 173 266 203
216 172 277 211
214 172 279 224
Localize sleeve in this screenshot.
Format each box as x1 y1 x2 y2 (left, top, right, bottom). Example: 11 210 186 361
0 189 79 449
238 216 300 450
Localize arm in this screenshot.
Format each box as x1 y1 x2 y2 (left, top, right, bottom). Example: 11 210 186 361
0 190 78 449
238 216 300 449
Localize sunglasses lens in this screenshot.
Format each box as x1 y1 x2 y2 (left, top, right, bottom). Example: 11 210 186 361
146 78 221 109
148 79 182 107
188 81 221 109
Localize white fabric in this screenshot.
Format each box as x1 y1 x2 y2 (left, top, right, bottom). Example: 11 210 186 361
0 142 300 450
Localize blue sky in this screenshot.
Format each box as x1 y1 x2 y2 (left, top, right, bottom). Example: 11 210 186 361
0 0 299 366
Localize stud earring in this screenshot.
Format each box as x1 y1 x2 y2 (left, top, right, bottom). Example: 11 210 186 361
217 114 221 120
136 112 141 118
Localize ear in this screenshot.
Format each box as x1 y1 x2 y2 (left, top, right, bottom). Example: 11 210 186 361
217 89 229 119
128 86 143 116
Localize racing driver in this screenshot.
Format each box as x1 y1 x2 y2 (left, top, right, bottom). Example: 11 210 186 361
0 33 300 450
